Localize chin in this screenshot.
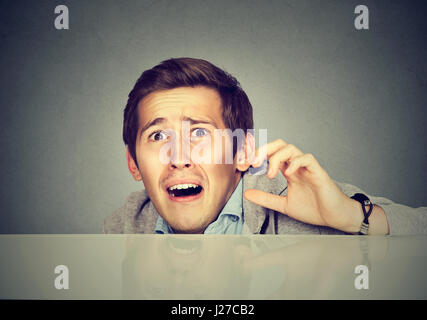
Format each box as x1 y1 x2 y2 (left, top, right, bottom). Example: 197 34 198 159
168 216 211 234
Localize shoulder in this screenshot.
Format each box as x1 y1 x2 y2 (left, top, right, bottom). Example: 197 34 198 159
103 190 150 233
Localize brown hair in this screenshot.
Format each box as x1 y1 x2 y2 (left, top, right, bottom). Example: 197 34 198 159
123 57 254 164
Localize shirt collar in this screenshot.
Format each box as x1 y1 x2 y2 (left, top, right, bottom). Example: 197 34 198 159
218 178 243 221
155 213 174 234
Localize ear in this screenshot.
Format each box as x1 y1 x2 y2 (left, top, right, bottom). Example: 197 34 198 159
126 147 142 181
236 132 256 172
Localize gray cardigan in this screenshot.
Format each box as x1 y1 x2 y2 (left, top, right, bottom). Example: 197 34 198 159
104 173 427 235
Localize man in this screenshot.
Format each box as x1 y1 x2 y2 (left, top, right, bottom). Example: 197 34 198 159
104 58 426 235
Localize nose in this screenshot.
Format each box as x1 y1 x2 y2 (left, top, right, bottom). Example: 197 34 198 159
170 162 193 169
169 133 193 170
169 155 194 169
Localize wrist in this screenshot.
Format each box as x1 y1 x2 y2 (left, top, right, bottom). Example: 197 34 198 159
340 198 365 234
332 197 389 235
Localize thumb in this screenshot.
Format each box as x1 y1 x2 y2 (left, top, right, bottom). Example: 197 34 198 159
244 189 288 214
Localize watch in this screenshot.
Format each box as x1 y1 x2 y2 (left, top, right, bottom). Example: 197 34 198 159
351 193 373 235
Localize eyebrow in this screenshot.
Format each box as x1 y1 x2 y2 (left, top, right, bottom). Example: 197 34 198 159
139 117 167 137
182 116 217 127
139 116 218 137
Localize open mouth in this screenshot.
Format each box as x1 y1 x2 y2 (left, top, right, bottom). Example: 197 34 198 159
167 183 203 200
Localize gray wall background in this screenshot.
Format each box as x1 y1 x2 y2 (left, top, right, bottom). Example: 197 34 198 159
1 0 426 233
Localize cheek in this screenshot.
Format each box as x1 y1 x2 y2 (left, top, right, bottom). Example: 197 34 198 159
136 147 164 188
203 164 236 188
206 134 235 165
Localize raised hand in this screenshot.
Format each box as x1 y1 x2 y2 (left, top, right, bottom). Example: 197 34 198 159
244 139 381 233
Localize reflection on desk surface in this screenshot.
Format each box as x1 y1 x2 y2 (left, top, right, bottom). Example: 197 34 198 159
1 235 426 299
123 235 427 299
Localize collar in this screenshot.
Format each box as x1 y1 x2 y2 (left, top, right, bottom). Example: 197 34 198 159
218 177 243 220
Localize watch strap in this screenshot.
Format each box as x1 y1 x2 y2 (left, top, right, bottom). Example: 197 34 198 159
351 193 373 235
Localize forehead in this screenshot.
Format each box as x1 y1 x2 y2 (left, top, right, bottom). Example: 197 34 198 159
137 86 224 125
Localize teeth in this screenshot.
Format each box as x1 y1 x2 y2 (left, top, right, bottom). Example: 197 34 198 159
169 183 199 191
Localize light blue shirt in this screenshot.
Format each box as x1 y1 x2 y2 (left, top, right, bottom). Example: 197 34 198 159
155 178 244 234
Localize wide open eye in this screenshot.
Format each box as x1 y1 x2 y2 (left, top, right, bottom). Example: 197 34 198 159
191 128 210 138
149 130 169 141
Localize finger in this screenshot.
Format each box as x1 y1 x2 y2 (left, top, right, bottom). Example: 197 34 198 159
267 144 304 178
244 189 288 214
285 153 319 175
252 139 287 167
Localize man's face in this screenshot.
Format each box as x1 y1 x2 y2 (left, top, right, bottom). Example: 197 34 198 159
129 86 246 233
